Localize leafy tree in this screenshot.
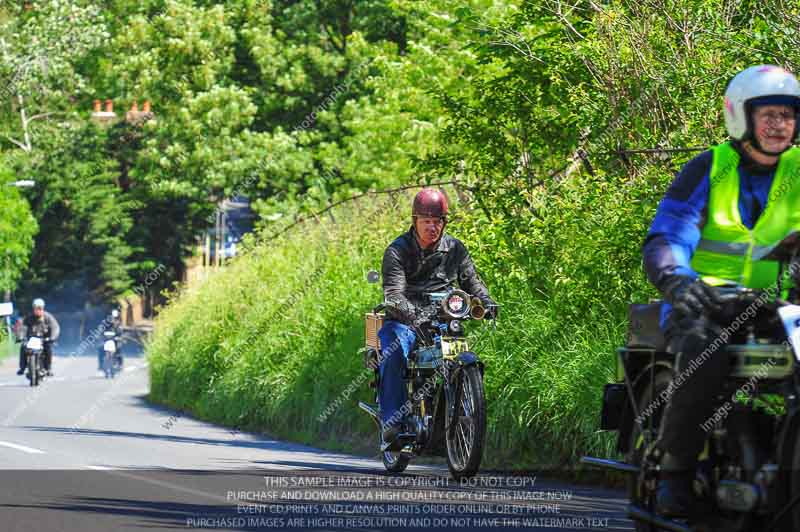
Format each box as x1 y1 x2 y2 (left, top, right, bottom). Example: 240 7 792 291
0 161 37 294
0 0 107 153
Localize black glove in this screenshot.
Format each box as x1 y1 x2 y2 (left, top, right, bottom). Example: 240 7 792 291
661 275 722 317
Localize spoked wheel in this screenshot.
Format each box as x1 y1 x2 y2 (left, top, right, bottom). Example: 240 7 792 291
445 365 486 479
627 370 671 532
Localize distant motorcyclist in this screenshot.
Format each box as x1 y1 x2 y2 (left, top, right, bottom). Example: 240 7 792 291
17 298 60 376
642 65 800 516
378 187 497 442
97 309 123 371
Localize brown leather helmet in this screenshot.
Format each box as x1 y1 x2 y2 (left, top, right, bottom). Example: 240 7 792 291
412 187 449 220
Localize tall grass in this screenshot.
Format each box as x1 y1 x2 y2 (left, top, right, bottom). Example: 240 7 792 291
148 187 641 469
1 334 13 361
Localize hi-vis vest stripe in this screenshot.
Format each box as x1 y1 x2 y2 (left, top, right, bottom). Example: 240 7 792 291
690 142 800 289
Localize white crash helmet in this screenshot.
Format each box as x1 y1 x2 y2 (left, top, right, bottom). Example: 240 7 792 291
32 298 45 309
723 65 800 152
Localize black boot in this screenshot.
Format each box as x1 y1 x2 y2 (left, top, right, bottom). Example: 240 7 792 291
655 452 695 517
382 424 401 443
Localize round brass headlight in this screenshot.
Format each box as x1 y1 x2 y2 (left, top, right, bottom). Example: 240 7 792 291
441 289 471 319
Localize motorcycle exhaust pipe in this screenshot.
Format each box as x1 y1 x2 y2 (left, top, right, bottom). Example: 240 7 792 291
470 301 486 320
580 456 639 474
627 504 692 532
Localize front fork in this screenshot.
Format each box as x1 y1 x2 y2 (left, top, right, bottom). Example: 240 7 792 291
441 362 456 438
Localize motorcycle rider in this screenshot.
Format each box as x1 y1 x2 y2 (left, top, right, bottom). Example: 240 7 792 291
97 309 123 372
378 187 497 442
17 298 60 377
642 65 800 516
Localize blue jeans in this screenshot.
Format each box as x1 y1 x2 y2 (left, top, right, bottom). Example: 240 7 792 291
377 320 417 428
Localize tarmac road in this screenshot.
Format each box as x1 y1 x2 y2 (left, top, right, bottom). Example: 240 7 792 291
0 348 633 532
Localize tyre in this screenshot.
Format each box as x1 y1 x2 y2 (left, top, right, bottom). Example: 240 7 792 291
104 352 113 379
787 423 800 531
29 354 38 387
445 365 486 479
627 369 671 532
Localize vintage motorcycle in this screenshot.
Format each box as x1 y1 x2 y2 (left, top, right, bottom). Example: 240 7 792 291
102 330 123 379
22 335 47 387
359 274 492 479
582 233 800 532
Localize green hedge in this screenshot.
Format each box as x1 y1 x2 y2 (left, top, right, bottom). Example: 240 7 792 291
147 180 660 469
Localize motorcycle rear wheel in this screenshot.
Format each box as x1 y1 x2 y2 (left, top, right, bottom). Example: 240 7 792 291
445 365 486 479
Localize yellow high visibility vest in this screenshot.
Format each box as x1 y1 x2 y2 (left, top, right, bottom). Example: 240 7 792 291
690 142 800 288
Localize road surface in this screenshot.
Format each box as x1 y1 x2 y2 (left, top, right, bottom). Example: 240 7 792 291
0 348 633 532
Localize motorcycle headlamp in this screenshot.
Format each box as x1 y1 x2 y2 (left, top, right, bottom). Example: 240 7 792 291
441 289 471 319
449 320 462 334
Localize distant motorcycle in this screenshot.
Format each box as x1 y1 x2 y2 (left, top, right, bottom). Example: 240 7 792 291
360 276 492 479
102 330 123 379
22 336 47 387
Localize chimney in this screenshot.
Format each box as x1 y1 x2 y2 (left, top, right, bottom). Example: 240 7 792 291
126 101 138 122
91 98 118 125
142 100 151 113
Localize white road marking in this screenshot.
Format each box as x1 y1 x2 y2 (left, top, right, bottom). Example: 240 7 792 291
0 440 45 454
86 465 112 470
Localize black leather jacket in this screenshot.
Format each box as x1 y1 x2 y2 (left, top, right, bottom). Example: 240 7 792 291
382 227 495 324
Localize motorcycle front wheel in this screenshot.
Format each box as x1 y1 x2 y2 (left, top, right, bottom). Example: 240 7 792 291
104 352 114 378
445 365 486 479
29 354 38 387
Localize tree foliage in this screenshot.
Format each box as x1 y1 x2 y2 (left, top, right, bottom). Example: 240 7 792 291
4 0 800 316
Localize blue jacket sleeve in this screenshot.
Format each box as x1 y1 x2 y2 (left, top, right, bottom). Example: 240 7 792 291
642 151 713 293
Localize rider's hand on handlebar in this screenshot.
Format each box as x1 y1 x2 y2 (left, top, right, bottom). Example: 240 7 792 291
662 275 723 317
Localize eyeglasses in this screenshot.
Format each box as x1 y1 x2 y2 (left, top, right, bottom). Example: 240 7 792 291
416 217 446 226
754 110 797 124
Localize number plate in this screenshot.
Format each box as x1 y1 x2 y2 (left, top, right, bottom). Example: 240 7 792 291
441 337 468 357
26 337 43 350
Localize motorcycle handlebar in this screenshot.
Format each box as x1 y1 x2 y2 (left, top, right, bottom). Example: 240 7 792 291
712 285 791 309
